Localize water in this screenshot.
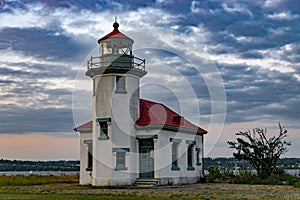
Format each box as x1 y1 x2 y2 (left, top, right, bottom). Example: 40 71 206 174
286 169 300 177
0 171 79 176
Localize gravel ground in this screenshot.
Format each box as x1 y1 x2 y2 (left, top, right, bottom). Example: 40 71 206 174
2 183 300 200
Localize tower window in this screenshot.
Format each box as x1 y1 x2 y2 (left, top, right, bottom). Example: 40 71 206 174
99 122 108 139
97 118 111 140
115 76 126 93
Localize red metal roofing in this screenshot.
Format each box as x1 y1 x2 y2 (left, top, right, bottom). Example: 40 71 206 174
75 99 206 134
136 99 207 134
98 22 133 43
74 120 92 131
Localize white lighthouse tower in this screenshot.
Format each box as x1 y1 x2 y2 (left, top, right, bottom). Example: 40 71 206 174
85 21 146 186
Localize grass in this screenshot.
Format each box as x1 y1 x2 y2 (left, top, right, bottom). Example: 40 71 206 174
0 174 78 186
0 194 180 200
1 175 300 199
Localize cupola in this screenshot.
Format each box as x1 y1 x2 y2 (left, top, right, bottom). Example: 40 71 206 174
86 20 146 78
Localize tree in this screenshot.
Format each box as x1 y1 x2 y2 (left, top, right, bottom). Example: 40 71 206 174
228 123 291 179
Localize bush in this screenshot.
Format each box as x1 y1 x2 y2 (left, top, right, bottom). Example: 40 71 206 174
206 166 234 183
232 170 300 185
206 166 222 182
232 170 253 184
206 166 300 186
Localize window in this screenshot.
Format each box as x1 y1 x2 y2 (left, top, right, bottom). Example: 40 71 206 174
196 147 202 166
99 121 108 139
101 42 112 55
115 76 126 93
170 138 181 170
186 140 196 170
129 89 139 121
84 140 93 171
97 118 111 140
93 79 95 96
113 148 129 170
116 152 126 170
171 143 180 170
187 145 194 170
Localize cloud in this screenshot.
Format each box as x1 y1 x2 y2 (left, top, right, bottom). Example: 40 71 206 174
0 106 74 134
0 27 89 62
217 62 300 126
0 0 299 144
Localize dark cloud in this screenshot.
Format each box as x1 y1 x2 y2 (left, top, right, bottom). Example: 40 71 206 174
20 0 155 12
0 67 31 76
23 0 97 10
0 28 89 62
0 79 16 84
0 62 77 80
218 62 300 123
239 51 263 59
226 21 268 37
0 0 28 13
171 0 300 57
0 106 74 133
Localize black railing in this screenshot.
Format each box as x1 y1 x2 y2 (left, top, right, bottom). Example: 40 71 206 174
87 55 145 71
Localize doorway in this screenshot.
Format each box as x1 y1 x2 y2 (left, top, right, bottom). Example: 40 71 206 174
139 139 154 178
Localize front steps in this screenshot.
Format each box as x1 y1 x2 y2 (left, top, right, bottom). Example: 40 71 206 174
133 178 159 188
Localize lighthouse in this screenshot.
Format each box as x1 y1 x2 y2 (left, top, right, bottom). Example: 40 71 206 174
86 20 146 186
75 21 207 187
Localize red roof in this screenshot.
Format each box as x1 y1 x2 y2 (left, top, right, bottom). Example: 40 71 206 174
98 22 133 43
136 99 207 134
74 99 207 134
74 121 92 131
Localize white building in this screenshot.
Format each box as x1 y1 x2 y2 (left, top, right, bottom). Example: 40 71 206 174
74 21 207 186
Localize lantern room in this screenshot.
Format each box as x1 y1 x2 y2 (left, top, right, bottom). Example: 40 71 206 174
86 20 146 77
97 21 134 68
98 22 133 56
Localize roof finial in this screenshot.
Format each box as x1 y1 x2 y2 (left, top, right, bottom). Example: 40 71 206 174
113 16 119 30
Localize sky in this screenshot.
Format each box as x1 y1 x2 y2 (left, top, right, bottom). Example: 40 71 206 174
0 0 299 160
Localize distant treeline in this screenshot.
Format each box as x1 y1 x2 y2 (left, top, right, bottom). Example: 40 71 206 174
0 157 299 171
204 157 300 170
0 159 79 171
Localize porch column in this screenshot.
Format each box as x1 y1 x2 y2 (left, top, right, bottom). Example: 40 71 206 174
135 139 139 176
153 138 159 179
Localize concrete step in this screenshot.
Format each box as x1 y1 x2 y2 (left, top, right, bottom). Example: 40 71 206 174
135 178 158 183
134 183 157 188
133 178 159 188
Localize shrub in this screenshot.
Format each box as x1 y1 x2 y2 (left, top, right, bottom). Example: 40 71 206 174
233 170 254 184
231 169 300 186
206 166 222 182
206 166 234 183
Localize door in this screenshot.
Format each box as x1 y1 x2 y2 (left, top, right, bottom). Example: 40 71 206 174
139 140 154 178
